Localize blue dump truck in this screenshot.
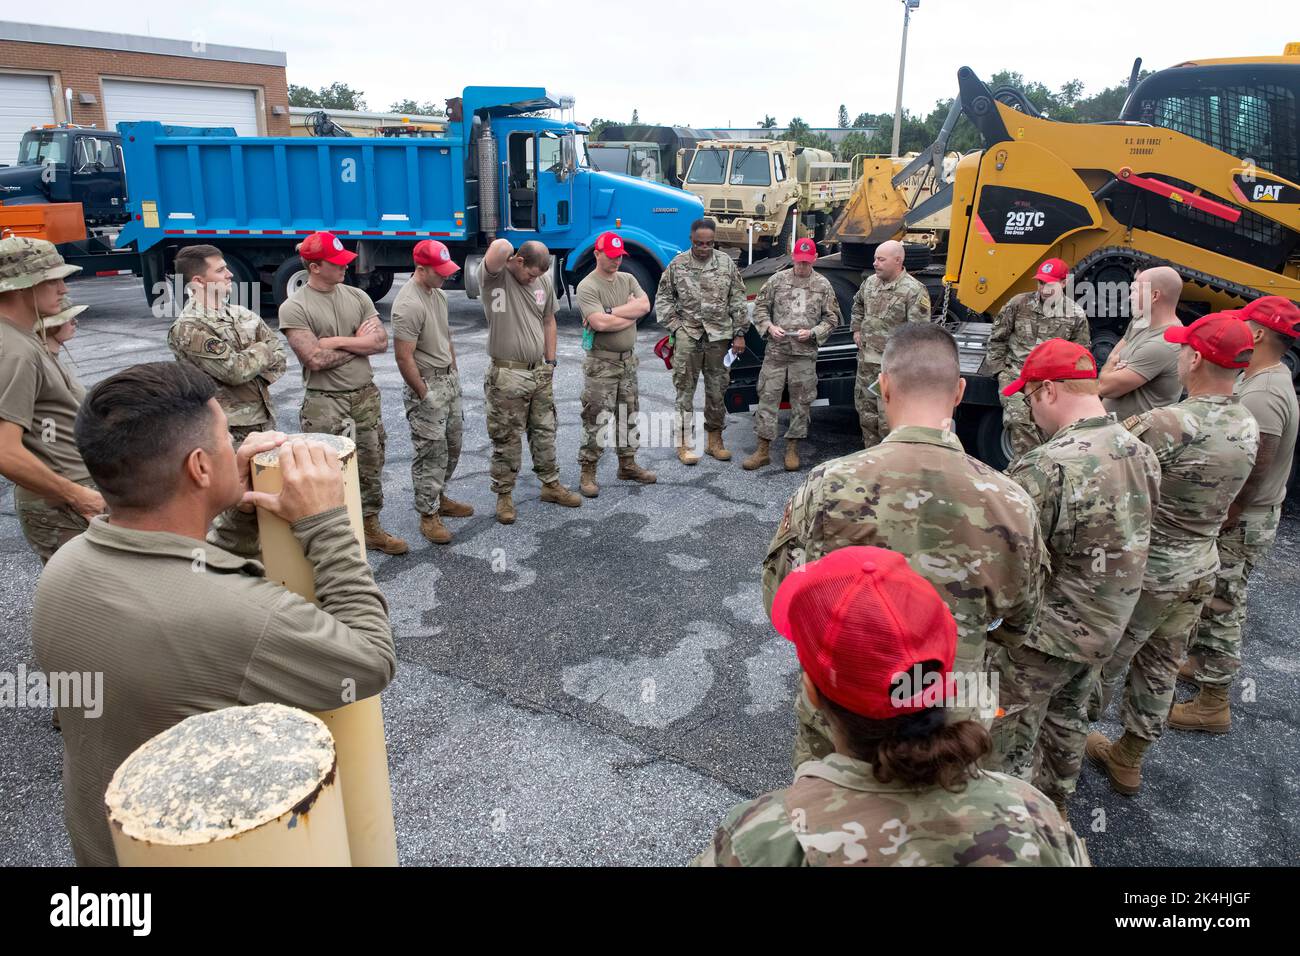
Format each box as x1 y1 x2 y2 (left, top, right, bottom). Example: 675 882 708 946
115 86 703 310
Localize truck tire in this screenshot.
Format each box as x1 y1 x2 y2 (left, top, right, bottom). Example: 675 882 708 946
774 207 796 257
618 256 659 325
272 256 311 308
140 248 171 313
222 253 267 314
365 268 395 302
974 406 1012 471
1089 326 1123 368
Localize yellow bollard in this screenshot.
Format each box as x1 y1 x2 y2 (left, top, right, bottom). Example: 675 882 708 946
106 703 351 866
252 433 399 867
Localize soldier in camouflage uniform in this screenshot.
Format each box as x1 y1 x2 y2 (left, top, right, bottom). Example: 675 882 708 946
279 231 407 555
575 232 656 498
850 239 931 449
986 258 1091 461
1089 315 1259 795
696 546 1086 868
1173 297 1300 734
744 237 840 472
392 240 474 545
0 237 105 563
764 323 1048 768
655 219 748 465
990 340 1160 811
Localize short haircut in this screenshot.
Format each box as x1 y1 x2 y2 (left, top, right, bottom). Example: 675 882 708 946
75 362 218 510
174 244 223 285
1056 378 1100 395
517 240 552 270
881 323 959 394
1249 321 1293 354
690 218 717 235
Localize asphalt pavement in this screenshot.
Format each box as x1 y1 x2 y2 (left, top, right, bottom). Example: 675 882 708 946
1 274 1296 866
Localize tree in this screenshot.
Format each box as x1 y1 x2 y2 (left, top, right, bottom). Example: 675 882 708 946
837 104 849 128
389 98 442 116
631 108 640 124
588 117 614 139
759 115 778 129
836 130 873 162
289 82 367 111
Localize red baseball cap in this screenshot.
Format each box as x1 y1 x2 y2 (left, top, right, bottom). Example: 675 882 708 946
595 231 627 258
653 334 674 369
1001 338 1098 396
1033 257 1069 284
792 237 817 263
771 547 957 720
297 231 356 266
413 239 460 277
1164 313 1255 369
1237 295 1300 339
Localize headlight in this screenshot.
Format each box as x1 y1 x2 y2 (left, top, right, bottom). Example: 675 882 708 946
755 203 766 216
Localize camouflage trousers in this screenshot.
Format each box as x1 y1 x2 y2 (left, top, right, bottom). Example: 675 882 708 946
484 363 559 494
403 372 463 515
300 384 386 517
755 350 817 441
1187 506 1280 687
853 358 888 448
14 481 94 563
1097 577 1215 741
580 350 640 463
997 373 1043 462
989 643 1098 804
209 420 275 557
672 334 730 435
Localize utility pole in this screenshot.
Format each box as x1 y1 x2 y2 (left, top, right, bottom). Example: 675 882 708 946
891 0 920 157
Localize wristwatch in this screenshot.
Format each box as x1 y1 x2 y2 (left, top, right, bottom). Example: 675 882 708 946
545 359 558 367
604 306 613 314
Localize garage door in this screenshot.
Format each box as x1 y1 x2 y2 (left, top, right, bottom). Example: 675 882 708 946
103 80 258 135
0 74 56 166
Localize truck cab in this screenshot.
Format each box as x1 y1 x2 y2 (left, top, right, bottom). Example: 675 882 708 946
0 126 127 226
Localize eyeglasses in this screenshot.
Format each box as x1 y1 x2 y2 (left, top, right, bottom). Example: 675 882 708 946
1021 382 1048 403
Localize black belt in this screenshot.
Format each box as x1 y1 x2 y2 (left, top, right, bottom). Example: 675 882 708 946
492 359 543 370
589 348 634 361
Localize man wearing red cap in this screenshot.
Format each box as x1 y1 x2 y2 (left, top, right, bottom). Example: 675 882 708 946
695 547 1086 867
743 237 841 472
986 257 1090 460
574 231 656 497
1173 297 1300 734
1089 314 1260 794
1098 266 1185 418
765 322 1048 767
279 231 407 554
992 339 1160 811
478 237 582 523
392 240 473 545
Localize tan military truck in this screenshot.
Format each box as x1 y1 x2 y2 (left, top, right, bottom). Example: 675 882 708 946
680 140 853 261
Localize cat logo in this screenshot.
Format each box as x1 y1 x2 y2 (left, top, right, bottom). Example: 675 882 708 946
1253 184 1283 202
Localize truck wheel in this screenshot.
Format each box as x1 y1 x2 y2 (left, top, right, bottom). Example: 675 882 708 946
774 207 796 256
365 268 395 301
974 407 1012 471
140 249 172 313
618 256 659 325
222 254 267 314
1089 327 1123 368
273 256 311 307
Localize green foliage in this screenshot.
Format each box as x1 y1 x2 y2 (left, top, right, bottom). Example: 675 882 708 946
631 108 640 123
389 99 442 116
288 82 367 111
837 104 849 128
759 115 778 129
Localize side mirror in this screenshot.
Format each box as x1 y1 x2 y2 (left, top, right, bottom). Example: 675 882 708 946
559 134 576 183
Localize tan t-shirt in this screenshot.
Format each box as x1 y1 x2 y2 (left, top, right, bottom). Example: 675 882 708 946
277 283 378 391
1238 363 1298 510
478 261 553 363
577 270 644 353
391 278 453 374
0 320 90 482
1104 321 1183 419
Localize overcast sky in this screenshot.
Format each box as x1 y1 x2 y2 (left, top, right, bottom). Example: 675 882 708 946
25 0 1298 127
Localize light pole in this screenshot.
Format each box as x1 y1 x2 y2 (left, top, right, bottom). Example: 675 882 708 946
891 0 920 157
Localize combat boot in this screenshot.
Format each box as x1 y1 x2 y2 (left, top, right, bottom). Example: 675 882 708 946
1085 731 1149 796
743 438 771 471
496 493 516 525
363 515 409 555
1176 653 1202 684
706 429 732 461
579 462 600 498
419 513 452 545
540 481 582 508
677 441 701 466
784 439 801 471
1168 683 1231 734
439 493 474 518
617 457 657 484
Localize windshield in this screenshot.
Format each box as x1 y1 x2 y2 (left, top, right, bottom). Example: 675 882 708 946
686 148 728 185
588 145 629 175
18 132 65 166
573 132 591 168
729 149 771 186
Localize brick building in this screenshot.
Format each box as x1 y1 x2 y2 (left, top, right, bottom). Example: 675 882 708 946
0 20 289 165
